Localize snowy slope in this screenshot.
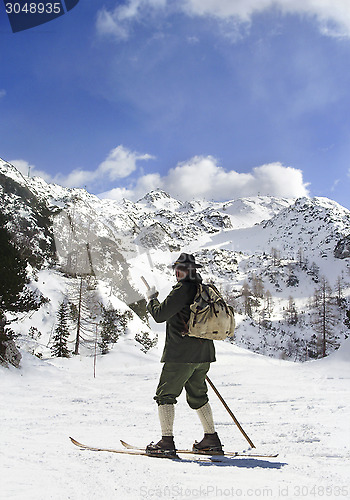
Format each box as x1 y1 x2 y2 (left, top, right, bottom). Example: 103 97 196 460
1 333 349 499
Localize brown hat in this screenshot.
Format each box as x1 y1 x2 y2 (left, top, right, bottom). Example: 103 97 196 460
171 253 202 269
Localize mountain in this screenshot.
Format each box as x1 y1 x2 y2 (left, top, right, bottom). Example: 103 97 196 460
0 157 349 361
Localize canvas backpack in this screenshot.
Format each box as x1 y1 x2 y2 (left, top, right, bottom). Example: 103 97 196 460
183 283 235 341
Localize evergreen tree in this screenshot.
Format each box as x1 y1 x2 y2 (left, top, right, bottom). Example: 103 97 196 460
99 306 119 354
0 212 39 367
99 305 132 354
344 310 350 330
286 264 299 287
309 262 320 283
135 331 158 354
0 212 28 311
51 300 71 358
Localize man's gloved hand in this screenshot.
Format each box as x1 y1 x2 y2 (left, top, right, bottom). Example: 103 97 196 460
146 286 159 300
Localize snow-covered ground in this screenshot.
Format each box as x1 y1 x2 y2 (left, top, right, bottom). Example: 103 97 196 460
1 324 350 500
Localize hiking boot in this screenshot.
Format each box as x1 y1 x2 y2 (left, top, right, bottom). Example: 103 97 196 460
146 436 178 458
193 432 224 455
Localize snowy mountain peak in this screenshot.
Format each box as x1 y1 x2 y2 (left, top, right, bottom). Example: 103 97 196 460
0 157 29 186
261 195 350 258
137 189 183 210
220 196 293 228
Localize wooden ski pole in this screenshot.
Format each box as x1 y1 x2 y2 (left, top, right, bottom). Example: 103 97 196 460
141 275 150 290
206 375 256 449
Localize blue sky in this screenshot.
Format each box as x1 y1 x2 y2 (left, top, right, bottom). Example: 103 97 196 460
1 0 350 208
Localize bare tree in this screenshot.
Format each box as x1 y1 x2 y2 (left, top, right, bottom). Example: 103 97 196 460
241 281 253 318
271 247 281 266
284 296 298 325
334 274 345 306
251 273 264 298
297 247 304 267
69 275 101 355
311 277 337 357
264 290 274 317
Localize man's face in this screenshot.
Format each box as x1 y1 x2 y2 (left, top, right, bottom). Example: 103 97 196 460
175 265 189 281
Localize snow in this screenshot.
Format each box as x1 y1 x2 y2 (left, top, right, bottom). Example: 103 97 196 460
1 335 350 499
1 160 350 498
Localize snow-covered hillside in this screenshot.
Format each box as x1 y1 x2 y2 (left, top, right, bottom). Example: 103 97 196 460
1 328 349 499
1 157 350 361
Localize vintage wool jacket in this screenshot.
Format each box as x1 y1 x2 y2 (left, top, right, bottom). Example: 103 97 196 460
147 275 216 363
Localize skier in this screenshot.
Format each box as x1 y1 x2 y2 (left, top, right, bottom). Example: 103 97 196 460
145 253 223 457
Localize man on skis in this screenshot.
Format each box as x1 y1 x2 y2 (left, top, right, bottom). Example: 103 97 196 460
145 253 223 458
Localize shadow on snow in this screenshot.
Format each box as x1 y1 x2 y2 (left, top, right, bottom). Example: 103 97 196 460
186 457 287 469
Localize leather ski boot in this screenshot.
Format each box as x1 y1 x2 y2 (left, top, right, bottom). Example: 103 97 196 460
146 436 178 458
193 432 224 455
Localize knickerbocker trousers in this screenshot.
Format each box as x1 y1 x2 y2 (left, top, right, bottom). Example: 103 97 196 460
154 362 210 409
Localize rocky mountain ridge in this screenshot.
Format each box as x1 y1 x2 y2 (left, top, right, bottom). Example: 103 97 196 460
0 157 349 361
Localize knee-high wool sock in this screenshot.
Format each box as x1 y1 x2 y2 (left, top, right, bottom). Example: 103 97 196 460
158 404 175 437
196 402 216 434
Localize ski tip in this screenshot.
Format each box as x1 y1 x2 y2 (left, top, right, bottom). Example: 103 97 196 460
69 436 83 448
120 439 140 450
120 439 134 449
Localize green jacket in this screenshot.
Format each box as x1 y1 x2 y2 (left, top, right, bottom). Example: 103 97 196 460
147 276 216 363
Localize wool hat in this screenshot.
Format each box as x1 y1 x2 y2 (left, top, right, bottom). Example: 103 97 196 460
171 253 202 269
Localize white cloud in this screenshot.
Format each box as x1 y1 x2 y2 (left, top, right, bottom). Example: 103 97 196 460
11 145 154 190
183 0 350 38
96 0 167 40
10 159 53 182
164 157 309 200
58 168 96 188
0 89 6 99
11 152 309 203
98 186 132 200
331 178 339 190
100 156 310 202
99 172 162 200
57 145 154 188
181 0 272 21
97 0 350 39
251 163 309 198
98 145 154 181
96 8 130 40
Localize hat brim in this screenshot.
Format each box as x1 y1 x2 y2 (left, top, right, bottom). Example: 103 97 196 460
169 261 203 269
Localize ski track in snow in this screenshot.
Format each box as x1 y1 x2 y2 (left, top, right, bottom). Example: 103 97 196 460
1 338 350 500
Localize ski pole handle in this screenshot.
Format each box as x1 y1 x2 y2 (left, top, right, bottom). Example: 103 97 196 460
140 275 151 291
